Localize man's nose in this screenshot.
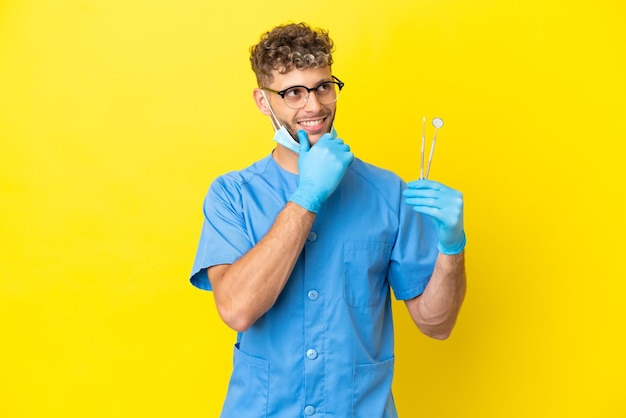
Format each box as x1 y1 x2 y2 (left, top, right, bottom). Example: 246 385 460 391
302 90 323 112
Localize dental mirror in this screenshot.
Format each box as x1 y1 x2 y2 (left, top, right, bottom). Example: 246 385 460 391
425 117 444 179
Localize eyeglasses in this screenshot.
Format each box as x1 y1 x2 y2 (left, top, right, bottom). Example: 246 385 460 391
262 76 344 109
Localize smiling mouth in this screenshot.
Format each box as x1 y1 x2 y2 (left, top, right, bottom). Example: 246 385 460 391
298 117 326 128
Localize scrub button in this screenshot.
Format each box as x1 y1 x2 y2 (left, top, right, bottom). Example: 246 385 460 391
307 232 317 242
307 290 319 301
306 349 318 360
304 405 315 416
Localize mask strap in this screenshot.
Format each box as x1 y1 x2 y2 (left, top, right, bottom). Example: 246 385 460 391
260 90 281 131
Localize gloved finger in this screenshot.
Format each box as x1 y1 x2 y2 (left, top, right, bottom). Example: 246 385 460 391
319 134 351 151
408 203 463 229
405 191 463 209
406 204 442 219
402 188 441 200
318 132 345 146
404 193 463 221
297 130 311 152
331 142 351 152
403 196 441 209
406 179 444 190
404 182 462 204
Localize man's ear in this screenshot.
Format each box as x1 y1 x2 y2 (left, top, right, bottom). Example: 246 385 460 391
253 88 272 116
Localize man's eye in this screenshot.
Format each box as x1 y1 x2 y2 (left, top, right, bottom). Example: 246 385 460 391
317 83 331 93
285 87 305 98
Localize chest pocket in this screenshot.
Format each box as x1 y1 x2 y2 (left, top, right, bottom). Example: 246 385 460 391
343 241 393 308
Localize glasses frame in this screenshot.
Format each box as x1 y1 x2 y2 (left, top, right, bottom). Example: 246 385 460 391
262 76 344 109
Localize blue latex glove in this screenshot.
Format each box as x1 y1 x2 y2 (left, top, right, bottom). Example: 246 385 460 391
289 130 354 213
403 179 466 255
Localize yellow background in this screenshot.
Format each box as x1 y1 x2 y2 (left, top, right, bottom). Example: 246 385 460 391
1 0 624 416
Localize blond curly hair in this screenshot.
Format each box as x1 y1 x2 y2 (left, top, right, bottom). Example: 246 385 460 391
250 22 334 86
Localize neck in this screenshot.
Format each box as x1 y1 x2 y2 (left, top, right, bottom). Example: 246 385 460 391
272 145 299 174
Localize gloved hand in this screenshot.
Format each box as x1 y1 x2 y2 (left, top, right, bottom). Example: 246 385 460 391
403 179 466 255
289 130 354 213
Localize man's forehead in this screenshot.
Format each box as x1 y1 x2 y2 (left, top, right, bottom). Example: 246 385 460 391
268 67 332 88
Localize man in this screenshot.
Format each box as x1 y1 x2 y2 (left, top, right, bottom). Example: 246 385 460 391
190 22 466 417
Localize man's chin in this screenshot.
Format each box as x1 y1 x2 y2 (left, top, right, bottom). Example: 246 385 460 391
303 126 333 145
305 132 326 146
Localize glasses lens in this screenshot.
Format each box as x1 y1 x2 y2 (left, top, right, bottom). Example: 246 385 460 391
316 82 339 104
283 86 308 108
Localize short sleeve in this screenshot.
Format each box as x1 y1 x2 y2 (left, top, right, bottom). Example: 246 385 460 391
189 177 254 291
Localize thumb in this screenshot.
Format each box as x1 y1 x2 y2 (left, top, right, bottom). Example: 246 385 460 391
297 130 311 152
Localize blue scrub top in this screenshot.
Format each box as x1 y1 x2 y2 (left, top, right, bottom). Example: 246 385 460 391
190 155 438 417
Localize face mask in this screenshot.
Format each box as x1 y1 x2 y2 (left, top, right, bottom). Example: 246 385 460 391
273 124 301 153
262 90 337 153
273 125 339 153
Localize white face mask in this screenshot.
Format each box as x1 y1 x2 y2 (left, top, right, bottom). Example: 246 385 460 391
261 90 336 153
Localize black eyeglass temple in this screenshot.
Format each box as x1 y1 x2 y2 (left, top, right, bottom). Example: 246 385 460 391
332 76 344 90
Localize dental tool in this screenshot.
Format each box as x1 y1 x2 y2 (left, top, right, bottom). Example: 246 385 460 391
424 117 444 179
